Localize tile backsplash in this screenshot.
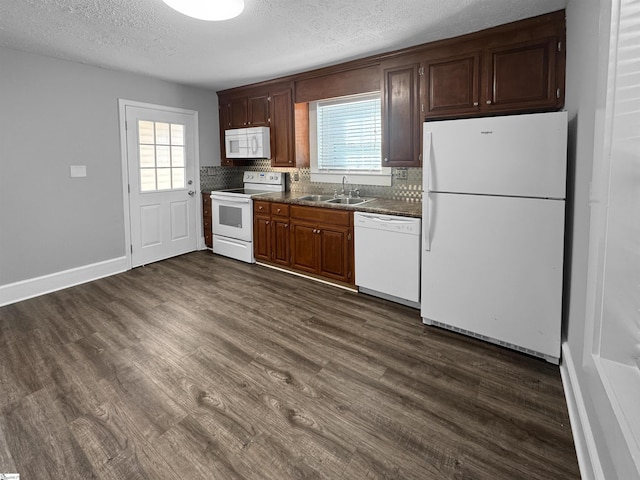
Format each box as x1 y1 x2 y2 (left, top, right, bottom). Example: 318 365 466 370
201 160 422 202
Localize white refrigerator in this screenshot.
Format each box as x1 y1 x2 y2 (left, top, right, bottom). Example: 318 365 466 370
421 111 567 364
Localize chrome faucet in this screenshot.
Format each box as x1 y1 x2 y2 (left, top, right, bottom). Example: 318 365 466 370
342 175 348 196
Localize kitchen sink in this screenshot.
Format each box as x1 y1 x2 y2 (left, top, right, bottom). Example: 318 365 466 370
325 197 372 205
298 194 336 202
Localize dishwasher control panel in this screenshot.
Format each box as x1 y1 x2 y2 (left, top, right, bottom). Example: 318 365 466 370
354 213 421 235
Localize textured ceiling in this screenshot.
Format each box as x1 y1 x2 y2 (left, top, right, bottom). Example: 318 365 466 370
0 0 568 91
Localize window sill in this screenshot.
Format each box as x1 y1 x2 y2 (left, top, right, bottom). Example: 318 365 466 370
310 171 392 187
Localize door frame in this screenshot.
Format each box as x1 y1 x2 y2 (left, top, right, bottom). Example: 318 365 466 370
118 99 202 270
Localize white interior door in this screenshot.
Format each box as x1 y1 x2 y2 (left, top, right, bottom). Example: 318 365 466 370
124 105 198 267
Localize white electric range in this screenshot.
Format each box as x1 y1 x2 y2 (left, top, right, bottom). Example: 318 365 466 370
210 171 285 263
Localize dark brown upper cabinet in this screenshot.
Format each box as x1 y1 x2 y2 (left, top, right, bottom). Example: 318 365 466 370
228 97 248 128
421 13 565 119
382 61 422 168
423 52 481 117
218 83 308 167
269 88 295 167
227 93 269 128
218 11 566 168
483 36 560 112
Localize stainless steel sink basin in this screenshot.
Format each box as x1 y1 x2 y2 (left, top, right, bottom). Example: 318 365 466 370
325 197 372 205
298 194 335 202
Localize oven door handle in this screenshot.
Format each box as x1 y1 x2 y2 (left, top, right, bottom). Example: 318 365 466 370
210 195 252 204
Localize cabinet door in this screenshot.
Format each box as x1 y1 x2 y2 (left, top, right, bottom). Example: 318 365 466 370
202 193 212 248
290 220 318 274
317 225 351 283
423 52 481 118
271 217 290 266
484 37 560 112
254 215 271 262
270 89 295 167
218 100 232 166
229 97 248 128
248 94 269 126
382 63 421 167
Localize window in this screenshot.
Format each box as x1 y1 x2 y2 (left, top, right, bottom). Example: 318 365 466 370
138 120 186 192
310 93 391 186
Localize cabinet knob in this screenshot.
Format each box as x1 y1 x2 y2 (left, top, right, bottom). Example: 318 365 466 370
258 206 263 210
276 208 281 213
288 160 293 164
473 101 479 106
384 158 388 163
266 221 270 225
486 100 492 105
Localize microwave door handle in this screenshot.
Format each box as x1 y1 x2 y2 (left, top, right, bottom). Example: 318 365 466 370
251 135 258 154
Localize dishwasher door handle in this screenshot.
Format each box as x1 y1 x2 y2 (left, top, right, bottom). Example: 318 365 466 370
356 213 418 225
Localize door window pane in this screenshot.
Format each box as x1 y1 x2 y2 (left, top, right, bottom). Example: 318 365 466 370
139 145 155 168
172 146 185 167
137 120 187 192
171 124 184 145
139 121 155 144
172 168 185 188
140 169 156 192
157 168 172 190
155 122 170 145
156 146 171 168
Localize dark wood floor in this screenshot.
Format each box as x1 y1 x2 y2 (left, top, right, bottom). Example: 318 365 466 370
0 251 579 479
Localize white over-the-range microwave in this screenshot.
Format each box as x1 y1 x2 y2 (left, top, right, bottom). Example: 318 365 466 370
224 127 271 159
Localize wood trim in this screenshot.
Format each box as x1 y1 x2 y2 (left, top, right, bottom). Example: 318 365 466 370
289 205 351 226
216 10 565 97
294 65 381 103
294 102 310 168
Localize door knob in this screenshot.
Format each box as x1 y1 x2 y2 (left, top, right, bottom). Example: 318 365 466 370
188 191 195 196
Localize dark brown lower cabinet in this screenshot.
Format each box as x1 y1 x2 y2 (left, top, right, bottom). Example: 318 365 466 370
202 192 212 248
271 215 290 266
289 205 353 285
253 201 290 266
254 202 354 285
253 213 271 262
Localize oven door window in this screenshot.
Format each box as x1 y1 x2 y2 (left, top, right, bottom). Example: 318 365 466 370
219 205 243 229
211 198 253 242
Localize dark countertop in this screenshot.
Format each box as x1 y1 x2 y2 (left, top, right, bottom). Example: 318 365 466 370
252 191 422 218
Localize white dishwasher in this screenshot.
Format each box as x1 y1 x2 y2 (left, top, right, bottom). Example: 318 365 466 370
354 212 421 308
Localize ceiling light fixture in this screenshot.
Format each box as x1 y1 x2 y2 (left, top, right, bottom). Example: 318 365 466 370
162 0 244 21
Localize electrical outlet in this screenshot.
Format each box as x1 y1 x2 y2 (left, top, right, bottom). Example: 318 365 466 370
395 168 408 180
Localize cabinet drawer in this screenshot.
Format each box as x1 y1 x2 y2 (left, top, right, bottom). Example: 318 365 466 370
254 201 271 214
290 205 351 227
271 203 289 217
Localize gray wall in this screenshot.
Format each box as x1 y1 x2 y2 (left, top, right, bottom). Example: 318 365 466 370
0 47 220 285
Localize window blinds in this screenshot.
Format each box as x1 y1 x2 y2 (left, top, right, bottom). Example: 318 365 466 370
317 95 381 171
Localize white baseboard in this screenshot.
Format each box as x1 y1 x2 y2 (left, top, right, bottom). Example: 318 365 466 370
560 342 605 480
0 256 128 307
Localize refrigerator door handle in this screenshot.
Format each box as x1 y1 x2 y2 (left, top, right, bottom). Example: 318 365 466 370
423 131 432 251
